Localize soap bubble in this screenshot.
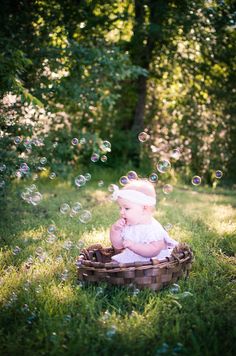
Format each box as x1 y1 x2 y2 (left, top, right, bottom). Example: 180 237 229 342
46 234 57 244
157 159 171 173
71 138 79 145
40 157 47 165
84 173 91 181
79 210 92 223
215 170 223 179
32 173 39 181
15 171 22 178
127 171 138 181
100 140 111 152
171 148 181 160
91 153 100 162
149 173 158 183
100 155 107 162
63 240 73 250
0 163 6 172
60 203 70 214
20 163 30 173
0 180 5 188
80 138 86 144
13 246 21 255
72 202 82 213
191 175 201 186
49 172 56 180
98 180 104 187
75 175 86 187
108 184 119 192
28 184 37 192
156 342 169 355
163 184 173 194
138 132 150 142
132 288 140 296
119 176 129 186
30 192 42 205
47 225 56 234
169 283 180 293
14 136 22 144
106 325 117 338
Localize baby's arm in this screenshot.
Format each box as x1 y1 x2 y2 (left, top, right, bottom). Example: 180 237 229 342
110 218 126 249
123 239 167 258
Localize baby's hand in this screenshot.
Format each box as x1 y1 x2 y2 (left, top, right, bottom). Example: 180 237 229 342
112 218 126 231
123 239 133 249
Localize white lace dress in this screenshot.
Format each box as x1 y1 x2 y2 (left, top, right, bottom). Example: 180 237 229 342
112 217 178 263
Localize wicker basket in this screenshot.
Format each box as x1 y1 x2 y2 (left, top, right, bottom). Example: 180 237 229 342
77 243 194 291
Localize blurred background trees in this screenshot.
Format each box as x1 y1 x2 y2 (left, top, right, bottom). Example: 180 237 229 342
0 0 235 189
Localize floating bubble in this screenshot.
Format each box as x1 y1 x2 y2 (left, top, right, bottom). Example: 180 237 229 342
191 175 201 186
75 175 86 187
76 240 85 249
138 131 150 142
63 240 73 250
169 283 180 293
20 163 30 173
13 246 21 255
108 184 119 192
80 138 86 144
102 310 111 321
30 192 42 205
100 155 107 162
98 180 104 187
163 184 173 194
84 173 91 181
0 164 6 172
132 288 140 296
71 138 79 145
15 171 22 178
96 287 104 296
40 157 47 165
61 270 69 282
100 140 111 152
215 170 223 179
179 291 193 298
46 234 57 244
79 210 92 223
127 171 138 181
171 148 181 160
47 225 56 234
14 136 22 144
0 180 5 188
106 325 117 338
60 203 70 214
28 184 37 192
49 172 56 180
35 247 43 256
119 176 129 186
91 153 100 162
149 173 158 183
157 159 171 173
70 210 78 218
32 173 39 181
72 202 82 213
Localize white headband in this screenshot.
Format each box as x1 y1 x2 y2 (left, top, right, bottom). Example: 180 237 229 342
112 189 156 206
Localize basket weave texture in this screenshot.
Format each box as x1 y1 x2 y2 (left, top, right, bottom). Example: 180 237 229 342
77 243 194 291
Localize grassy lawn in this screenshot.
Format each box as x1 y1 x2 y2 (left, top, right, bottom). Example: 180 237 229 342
0 172 235 356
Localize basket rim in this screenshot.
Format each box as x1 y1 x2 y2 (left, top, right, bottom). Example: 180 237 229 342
77 243 194 271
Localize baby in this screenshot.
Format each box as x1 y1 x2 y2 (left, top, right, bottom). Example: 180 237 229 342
110 179 178 263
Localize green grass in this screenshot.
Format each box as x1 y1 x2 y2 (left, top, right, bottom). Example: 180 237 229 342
0 173 235 356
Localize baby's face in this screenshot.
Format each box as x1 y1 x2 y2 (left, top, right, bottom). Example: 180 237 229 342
117 198 146 225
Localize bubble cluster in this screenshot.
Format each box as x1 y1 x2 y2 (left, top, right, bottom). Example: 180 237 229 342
157 159 171 173
191 175 201 186
21 185 42 205
149 173 158 183
215 170 223 179
138 132 150 142
119 176 129 186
